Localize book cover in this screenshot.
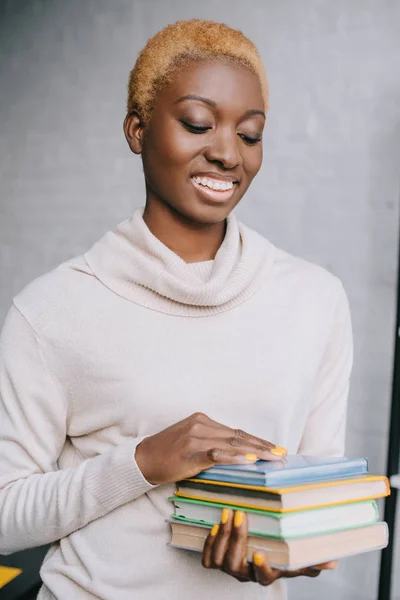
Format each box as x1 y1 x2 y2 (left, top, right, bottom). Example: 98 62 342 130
178 475 389 513
169 520 389 569
195 455 368 486
169 496 379 539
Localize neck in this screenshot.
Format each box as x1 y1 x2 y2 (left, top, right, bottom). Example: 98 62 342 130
142 197 226 263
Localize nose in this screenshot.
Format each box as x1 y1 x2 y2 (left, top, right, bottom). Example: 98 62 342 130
204 127 242 170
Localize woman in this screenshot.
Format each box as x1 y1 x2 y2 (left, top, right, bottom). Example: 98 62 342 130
0 19 352 600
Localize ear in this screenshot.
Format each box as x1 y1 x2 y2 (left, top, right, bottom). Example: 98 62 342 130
123 111 145 155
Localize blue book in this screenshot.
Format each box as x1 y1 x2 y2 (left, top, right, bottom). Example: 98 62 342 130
194 455 368 487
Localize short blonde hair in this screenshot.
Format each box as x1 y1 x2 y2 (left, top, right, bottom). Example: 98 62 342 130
127 19 268 124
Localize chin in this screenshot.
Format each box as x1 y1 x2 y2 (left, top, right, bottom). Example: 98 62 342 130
179 203 235 226
174 192 243 226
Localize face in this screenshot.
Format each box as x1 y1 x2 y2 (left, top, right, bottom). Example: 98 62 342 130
124 58 266 225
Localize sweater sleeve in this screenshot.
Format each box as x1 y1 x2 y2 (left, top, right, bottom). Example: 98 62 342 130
0 305 154 554
298 282 353 457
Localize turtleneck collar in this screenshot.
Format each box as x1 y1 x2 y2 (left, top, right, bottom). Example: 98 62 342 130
84 208 275 317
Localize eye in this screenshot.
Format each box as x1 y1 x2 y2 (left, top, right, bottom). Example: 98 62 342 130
180 120 211 134
239 133 262 145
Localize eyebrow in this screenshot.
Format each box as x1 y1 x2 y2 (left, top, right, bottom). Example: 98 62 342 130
174 94 265 118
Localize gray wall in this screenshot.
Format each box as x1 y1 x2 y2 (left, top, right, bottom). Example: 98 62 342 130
1 1 400 598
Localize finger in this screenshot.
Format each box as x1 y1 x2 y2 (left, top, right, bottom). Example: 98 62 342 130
252 552 281 586
195 448 258 470
190 415 285 459
279 566 322 579
295 567 322 578
219 427 287 460
224 511 252 580
251 559 338 582
211 508 234 569
202 523 219 569
199 436 282 461
196 447 283 472
310 560 338 571
296 560 338 578
218 435 287 461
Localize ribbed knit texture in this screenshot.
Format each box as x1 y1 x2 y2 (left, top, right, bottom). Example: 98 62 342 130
0 209 353 600
84 208 275 316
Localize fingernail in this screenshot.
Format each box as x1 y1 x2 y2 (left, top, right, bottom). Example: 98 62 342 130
253 553 264 567
234 510 244 527
211 523 219 537
221 508 230 524
270 446 287 457
245 453 258 462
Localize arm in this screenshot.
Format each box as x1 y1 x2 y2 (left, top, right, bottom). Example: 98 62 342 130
298 282 354 457
0 305 153 554
0 305 284 554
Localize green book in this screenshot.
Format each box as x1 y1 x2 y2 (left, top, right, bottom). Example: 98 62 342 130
168 496 379 540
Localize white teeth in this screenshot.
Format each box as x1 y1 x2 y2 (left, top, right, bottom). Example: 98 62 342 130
192 176 234 191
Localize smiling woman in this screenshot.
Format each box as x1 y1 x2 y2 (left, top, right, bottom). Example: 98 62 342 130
0 18 352 600
124 58 266 236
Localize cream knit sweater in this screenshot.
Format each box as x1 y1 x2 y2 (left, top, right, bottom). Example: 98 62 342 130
0 208 353 600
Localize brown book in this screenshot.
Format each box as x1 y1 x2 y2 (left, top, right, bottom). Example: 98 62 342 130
169 520 388 569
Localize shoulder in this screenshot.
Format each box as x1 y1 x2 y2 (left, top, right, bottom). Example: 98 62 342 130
273 245 351 322
12 255 96 334
243 220 350 319
274 245 345 295
243 218 347 301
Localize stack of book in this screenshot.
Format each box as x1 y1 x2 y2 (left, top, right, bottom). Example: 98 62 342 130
169 456 390 568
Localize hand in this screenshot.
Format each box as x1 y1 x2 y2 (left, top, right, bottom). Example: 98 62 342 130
202 508 338 585
134 412 286 485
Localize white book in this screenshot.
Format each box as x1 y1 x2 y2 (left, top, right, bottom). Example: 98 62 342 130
171 497 379 539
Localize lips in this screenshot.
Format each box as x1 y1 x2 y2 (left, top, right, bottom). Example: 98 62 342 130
191 175 237 203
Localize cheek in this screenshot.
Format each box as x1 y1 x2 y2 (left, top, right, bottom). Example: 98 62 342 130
243 145 263 179
150 123 201 169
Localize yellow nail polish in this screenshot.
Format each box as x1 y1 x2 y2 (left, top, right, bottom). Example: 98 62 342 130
234 511 244 527
253 553 264 567
270 446 287 457
211 523 219 537
221 508 230 524
245 453 258 462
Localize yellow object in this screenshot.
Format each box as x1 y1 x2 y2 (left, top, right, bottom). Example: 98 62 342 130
253 553 264 567
211 523 219 537
234 511 244 527
186 475 390 495
179 475 391 513
245 453 258 462
270 446 287 457
0 566 22 588
221 508 230 523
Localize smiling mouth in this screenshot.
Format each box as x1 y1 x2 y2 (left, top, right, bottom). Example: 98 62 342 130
190 175 237 203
